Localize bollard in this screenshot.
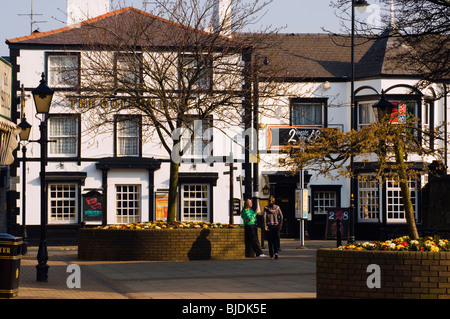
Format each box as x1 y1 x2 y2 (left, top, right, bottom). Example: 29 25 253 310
336 219 342 248
0 234 23 298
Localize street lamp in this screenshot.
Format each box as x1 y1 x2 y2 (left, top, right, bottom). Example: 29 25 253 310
349 0 369 244
17 116 32 255
372 91 395 122
32 73 53 282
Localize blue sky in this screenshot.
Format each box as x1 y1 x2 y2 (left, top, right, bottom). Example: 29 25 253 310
0 0 346 57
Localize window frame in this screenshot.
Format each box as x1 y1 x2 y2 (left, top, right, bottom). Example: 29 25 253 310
180 183 210 222
114 52 143 90
114 115 142 157
115 184 142 224
180 115 213 159
47 114 80 158
290 98 328 127
48 183 79 224
179 53 213 92
46 52 80 89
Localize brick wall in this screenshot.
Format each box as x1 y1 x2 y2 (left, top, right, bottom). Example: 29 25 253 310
78 228 246 261
316 249 450 299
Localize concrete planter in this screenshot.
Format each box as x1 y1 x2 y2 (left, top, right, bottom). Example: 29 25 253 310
316 248 450 299
78 228 245 261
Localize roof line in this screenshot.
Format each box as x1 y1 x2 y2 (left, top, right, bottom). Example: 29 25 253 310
7 7 242 45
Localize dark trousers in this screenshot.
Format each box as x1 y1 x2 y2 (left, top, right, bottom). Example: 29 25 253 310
244 225 262 256
267 225 280 257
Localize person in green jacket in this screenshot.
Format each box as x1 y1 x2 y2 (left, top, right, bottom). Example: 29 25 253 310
241 199 266 258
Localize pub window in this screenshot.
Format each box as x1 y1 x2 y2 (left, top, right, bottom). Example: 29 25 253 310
181 184 209 222
313 191 337 215
48 116 79 157
47 53 79 88
180 116 213 158
386 179 418 223
115 115 141 157
358 175 380 222
291 98 326 127
180 54 212 90
358 102 377 129
116 185 141 224
48 183 78 224
115 53 142 88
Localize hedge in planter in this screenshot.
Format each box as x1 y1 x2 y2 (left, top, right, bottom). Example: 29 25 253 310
316 237 450 299
78 222 245 261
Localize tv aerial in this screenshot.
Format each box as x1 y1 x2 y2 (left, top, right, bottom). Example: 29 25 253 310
18 0 46 34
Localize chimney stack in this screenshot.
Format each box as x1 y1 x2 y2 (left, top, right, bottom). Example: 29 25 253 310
67 0 110 25
212 0 232 37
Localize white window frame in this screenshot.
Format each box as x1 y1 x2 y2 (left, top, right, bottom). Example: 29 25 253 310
116 53 142 87
386 179 418 223
358 102 377 129
180 118 212 158
48 183 78 224
116 116 141 157
47 54 79 88
48 116 78 157
357 176 380 222
181 184 210 222
115 185 141 224
313 191 336 215
180 54 212 90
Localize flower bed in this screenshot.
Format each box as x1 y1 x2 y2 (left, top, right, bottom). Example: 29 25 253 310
79 222 245 261
317 237 450 299
339 236 449 252
96 221 242 230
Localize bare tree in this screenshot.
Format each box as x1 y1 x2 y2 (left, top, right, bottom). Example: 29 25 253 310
63 0 278 222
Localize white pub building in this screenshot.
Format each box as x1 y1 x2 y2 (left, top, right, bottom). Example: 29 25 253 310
5 0 450 243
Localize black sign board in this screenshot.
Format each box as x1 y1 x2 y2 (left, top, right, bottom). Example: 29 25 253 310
82 191 104 222
325 208 350 240
268 126 322 149
232 198 241 216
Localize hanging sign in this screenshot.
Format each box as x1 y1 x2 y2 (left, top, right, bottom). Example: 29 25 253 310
267 126 322 149
82 191 104 222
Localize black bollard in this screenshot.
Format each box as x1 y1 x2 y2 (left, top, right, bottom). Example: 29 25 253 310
336 219 342 248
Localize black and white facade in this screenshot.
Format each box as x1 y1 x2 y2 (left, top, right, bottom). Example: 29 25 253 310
5 1 450 242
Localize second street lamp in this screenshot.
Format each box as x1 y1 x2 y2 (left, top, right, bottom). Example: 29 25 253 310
32 73 54 282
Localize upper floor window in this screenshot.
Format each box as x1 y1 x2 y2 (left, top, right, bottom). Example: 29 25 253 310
180 116 213 158
48 115 79 157
115 115 142 157
180 54 212 91
358 99 418 129
115 53 142 88
291 98 327 127
47 53 80 88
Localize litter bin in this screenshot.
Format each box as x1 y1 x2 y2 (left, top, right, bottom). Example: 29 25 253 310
0 234 23 299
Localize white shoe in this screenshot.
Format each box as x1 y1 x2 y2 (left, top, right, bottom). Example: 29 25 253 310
257 254 267 258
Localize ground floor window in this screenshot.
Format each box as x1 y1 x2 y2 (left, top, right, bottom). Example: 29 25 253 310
181 184 209 222
358 177 380 222
116 185 141 224
313 191 336 215
386 179 418 223
357 175 418 223
48 183 78 223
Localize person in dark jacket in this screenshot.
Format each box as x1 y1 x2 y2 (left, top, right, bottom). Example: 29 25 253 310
263 195 283 259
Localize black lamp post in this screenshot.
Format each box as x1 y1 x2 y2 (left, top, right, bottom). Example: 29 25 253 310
349 0 369 244
32 73 54 282
18 116 32 255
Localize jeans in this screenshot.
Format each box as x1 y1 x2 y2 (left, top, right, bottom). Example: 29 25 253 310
267 224 280 257
244 224 263 256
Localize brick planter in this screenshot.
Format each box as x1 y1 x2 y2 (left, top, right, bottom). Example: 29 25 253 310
316 249 450 299
78 228 245 261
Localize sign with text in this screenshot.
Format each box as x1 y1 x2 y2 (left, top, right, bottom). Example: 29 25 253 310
267 126 322 149
325 208 350 240
0 58 12 120
82 191 103 222
155 193 168 221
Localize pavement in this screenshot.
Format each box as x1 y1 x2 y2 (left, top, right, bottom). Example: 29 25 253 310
14 239 338 300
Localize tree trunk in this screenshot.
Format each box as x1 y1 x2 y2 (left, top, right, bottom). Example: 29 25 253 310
167 160 180 222
394 133 420 239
